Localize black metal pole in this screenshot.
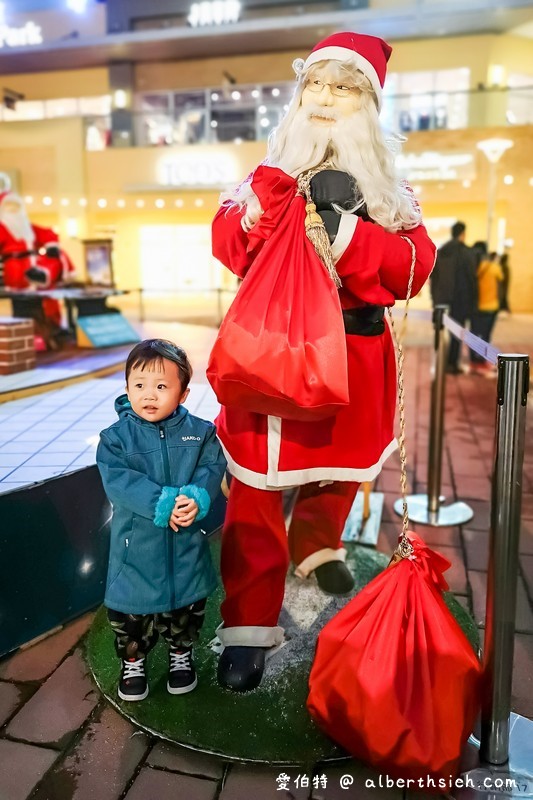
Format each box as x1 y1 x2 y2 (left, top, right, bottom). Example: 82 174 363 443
481 354 529 764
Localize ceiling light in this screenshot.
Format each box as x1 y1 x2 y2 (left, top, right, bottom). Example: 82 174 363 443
67 0 88 13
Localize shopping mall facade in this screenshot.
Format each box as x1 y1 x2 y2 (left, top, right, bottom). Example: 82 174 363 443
1 0 533 309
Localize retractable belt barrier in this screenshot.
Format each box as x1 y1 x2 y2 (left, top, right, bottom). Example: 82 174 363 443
391 303 531 771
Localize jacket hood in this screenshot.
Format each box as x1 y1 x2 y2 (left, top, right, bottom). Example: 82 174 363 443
115 393 134 418
113 393 186 425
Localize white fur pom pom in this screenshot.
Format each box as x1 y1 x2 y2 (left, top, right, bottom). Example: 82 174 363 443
292 58 305 77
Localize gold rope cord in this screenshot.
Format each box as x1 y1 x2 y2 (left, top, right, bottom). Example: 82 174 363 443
296 161 342 288
387 236 417 562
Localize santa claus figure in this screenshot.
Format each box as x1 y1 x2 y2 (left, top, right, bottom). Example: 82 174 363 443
210 32 436 691
0 189 75 344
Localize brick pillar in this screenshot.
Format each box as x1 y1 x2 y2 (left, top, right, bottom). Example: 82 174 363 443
0 317 36 375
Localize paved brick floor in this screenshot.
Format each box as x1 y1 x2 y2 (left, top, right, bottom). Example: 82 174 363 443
0 320 532 800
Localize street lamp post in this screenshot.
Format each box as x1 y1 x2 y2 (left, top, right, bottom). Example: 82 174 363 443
476 138 513 251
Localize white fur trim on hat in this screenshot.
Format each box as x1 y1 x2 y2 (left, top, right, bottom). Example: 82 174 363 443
302 45 383 109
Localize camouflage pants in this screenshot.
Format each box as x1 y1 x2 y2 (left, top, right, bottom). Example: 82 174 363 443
107 598 207 660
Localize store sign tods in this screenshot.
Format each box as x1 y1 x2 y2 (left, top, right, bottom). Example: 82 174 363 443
396 151 475 182
158 153 240 189
0 20 43 48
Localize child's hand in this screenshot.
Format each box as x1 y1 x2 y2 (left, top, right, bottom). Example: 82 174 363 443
171 494 199 530
169 516 179 533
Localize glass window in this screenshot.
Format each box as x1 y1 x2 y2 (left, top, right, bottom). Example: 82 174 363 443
174 91 206 111
211 109 256 143
173 109 207 145
385 68 469 133
137 93 171 113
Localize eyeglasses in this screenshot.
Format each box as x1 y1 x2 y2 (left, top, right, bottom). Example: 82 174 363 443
305 79 359 98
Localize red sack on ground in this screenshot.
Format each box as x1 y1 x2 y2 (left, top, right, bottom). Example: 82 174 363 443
207 166 349 421
307 532 481 784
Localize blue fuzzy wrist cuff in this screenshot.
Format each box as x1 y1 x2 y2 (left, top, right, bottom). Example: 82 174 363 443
154 486 178 527
179 484 211 521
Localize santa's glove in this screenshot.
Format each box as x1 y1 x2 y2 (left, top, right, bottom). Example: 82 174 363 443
43 244 61 258
310 170 358 211
24 267 49 285
318 210 341 245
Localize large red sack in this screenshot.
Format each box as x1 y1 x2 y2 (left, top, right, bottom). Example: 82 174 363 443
307 532 481 783
207 166 349 421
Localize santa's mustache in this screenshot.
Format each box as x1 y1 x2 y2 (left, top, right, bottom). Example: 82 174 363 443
300 104 341 123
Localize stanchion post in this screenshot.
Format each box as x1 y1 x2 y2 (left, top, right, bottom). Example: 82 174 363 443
480 354 529 765
393 305 474 526
427 305 449 518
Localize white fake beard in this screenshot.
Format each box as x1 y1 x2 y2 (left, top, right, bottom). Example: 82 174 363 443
274 103 384 183
271 103 406 228
1 209 35 247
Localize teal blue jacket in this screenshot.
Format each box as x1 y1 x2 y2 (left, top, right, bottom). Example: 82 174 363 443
96 395 226 614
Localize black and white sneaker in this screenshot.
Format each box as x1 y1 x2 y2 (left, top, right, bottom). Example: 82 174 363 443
167 647 198 694
118 657 149 701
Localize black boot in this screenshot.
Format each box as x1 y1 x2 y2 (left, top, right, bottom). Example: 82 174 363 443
314 561 355 595
217 646 266 692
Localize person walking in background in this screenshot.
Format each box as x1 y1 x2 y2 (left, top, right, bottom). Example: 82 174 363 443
430 221 477 374
498 253 511 315
470 251 503 377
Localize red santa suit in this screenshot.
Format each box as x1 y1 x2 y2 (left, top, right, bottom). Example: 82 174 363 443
211 178 436 647
0 193 75 328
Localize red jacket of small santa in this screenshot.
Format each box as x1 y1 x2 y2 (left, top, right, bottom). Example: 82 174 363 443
0 223 75 289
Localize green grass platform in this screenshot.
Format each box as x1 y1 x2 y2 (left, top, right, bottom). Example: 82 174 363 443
85 542 479 765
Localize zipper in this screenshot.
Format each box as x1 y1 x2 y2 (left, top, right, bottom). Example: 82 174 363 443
159 425 175 609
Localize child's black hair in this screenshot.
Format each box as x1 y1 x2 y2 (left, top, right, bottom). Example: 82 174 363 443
125 339 192 390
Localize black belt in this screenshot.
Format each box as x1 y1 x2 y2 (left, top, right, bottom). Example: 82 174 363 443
0 251 37 262
342 306 385 336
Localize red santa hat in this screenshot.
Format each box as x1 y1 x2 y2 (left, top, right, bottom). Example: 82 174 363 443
302 32 392 110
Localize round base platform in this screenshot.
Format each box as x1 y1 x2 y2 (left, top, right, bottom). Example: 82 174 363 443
85 543 479 765
395 494 474 526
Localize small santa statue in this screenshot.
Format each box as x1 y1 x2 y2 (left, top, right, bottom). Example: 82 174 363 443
210 32 436 691
0 186 75 345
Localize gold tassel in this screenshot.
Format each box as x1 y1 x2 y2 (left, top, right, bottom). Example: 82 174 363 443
298 166 342 288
